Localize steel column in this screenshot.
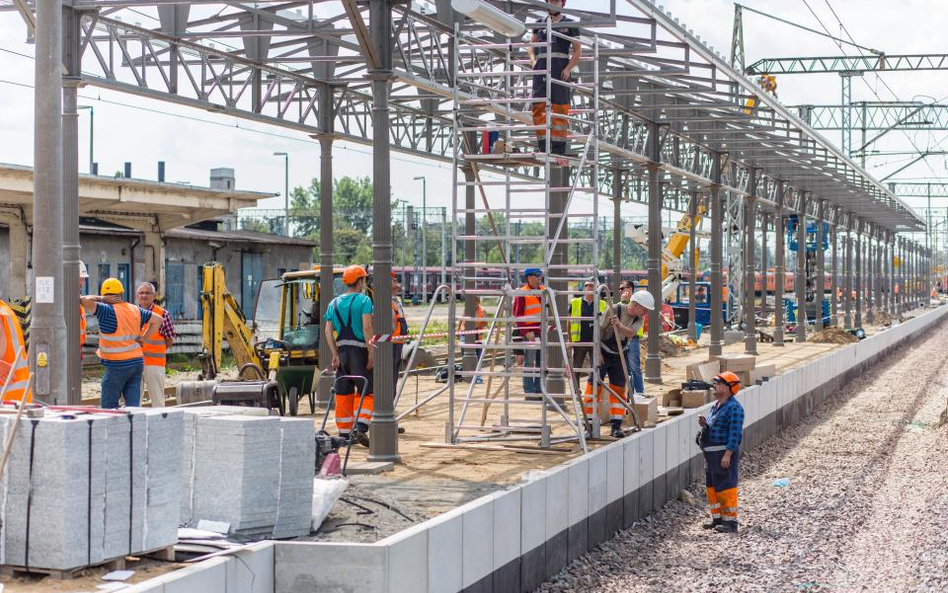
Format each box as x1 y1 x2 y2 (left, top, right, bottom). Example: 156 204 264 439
613 170 622 297
32 0 67 404
795 192 807 342
830 208 839 326
709 174 724 358
855 222 863 328
815 200 826 331
367 0 398 462
773 181 785 345
462 163 477 373
645 121 662 383
63 6 82 405
743 182 757 354
687 192 698 342
316 100 335 405
844 219 853 329
760 211 768 316
866 228 874 324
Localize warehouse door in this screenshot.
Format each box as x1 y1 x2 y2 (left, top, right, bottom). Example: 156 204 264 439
165 261 185 318
241 252 264 319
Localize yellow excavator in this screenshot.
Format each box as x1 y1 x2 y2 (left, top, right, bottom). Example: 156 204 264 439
196 262 345 415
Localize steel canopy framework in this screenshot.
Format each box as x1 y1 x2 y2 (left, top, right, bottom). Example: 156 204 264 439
9 0 923 233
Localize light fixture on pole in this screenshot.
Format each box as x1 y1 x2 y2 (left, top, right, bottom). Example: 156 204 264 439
78 105 93 174
451 0 526 38
273 152 290 236
414 175 427 302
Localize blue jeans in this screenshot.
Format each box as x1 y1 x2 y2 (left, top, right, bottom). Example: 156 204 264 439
624 337 645 394
522 349 541 394
101 361 144 408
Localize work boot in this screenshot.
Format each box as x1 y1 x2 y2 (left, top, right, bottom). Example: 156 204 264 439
701 518 723 530
536 138 546 153
610 421 625 439
551 141 567 155
351 423 370 448
714 521 738 533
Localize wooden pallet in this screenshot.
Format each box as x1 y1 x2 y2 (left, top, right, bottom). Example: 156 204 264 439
0 545 175 580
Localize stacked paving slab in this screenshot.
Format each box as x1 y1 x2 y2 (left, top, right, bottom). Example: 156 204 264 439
0 409 184 572
181 409 315 538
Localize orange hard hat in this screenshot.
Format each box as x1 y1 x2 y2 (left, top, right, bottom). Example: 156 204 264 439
342 265 368 285
713 371 742 395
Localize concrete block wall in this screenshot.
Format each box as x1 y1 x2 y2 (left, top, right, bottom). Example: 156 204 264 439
120 305 947 593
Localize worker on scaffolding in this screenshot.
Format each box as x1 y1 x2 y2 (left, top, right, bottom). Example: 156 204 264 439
324 265 375 447
586 289 654 438
698 371 745 533
526 0 581 155
514 268 545 400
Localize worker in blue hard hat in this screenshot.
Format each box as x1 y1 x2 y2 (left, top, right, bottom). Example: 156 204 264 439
513 268 545 400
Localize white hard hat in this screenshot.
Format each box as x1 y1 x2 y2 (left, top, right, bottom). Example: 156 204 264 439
631 290 655 311
78 261 89 279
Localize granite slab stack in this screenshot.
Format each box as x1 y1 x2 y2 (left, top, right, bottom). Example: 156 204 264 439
272 419 316 538
183 410 315 538
0 409 183 572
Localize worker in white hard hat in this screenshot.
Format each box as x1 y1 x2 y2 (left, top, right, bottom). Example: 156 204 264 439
585 287 654 438
78 261 89 358
618 280 647 396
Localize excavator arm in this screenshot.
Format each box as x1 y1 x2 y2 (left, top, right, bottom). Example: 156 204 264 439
199 262 260 379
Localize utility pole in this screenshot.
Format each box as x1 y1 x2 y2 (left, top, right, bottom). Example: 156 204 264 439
440 207 447 301
32 0 67 404
273 152 289 236
413 176 427 301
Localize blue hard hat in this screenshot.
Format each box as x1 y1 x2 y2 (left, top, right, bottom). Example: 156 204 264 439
524 267 543 277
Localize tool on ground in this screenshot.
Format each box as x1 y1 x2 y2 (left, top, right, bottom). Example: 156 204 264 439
318 374 369 477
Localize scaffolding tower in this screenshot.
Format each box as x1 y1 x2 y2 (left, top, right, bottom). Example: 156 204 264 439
446 22 608 450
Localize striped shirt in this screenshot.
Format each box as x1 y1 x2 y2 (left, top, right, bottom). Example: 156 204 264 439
707 395 745 452
94 302 152 368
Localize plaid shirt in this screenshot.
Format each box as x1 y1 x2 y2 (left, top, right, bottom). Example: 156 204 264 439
154 306 176 340
707 395 744 452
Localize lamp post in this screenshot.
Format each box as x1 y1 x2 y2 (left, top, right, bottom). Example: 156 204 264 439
414 175 427 301
273 151 289 236
78 104 93 174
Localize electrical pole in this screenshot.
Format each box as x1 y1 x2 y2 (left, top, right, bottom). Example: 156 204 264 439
414 176 427 301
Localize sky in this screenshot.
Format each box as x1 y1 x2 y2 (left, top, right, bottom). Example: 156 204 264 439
0 0 945 221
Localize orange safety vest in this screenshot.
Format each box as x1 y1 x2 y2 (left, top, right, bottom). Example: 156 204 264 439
97 303 144 362
392 298 408 338
140 304 167 367
520 284 543 319
80 303 87 349
0 301 31 402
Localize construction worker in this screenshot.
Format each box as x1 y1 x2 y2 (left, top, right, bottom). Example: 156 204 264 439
619 280 646 396
513 268 545 400
569 279 605 394
324 265 375 446
587 289 654 438
698 371 745 533
526 0 581 155
0 299 31 402
391 272 408 386
81 278 163 409
137 282 176 408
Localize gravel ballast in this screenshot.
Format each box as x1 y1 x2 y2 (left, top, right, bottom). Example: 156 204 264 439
540 325 948 592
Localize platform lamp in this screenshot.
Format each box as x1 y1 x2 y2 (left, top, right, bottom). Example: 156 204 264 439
273 152 289 236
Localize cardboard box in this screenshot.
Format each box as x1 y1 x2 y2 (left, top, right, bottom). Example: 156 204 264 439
749 363 777 384
633 397 658 425
660 388 681 407
719 355 756 372
686 359 720 382
681 389 709 408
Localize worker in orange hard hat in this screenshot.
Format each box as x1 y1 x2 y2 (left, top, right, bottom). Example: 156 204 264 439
324 264 374 446
697 371 745 533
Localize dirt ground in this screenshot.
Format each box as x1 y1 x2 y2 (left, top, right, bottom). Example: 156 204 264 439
540 314 948 592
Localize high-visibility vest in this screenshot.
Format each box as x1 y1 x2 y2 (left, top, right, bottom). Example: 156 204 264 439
80 304 87 349
520 284 543 319
97 303 144 362
0 301 31 402
140 304 167 367
392 298 408 338
569 297 605 342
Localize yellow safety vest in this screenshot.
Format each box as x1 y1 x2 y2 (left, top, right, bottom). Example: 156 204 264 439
569 297 606 342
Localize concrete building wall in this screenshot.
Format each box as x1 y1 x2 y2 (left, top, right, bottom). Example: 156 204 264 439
0 227 313 319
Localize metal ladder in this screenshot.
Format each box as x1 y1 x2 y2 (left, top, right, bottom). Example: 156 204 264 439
446 22 605 451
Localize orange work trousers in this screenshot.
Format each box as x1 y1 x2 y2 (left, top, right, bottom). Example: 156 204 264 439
335 392 374 434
